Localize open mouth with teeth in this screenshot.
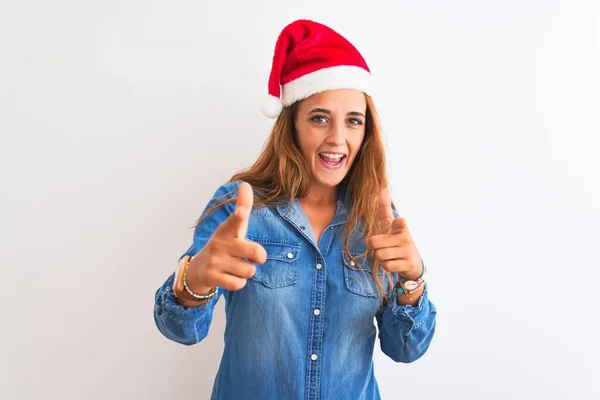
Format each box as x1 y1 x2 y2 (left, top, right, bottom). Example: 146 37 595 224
318 152 346 165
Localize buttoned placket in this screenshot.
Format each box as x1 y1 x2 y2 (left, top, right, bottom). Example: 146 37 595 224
277 200 346 400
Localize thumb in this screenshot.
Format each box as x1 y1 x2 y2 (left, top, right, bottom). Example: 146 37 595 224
223 182 254 239
377 188 394 232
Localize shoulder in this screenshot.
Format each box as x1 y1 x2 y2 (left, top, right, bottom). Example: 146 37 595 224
209 180 244 201
211 180 271 203
198 181 245 217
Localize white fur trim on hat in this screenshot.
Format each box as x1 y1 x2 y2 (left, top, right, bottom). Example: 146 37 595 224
281 65 373 106
261 94 284 118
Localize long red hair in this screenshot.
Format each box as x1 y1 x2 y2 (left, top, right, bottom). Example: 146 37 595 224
196 94 396 304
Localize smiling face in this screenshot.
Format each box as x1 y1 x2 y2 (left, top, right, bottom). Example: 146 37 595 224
294 89 367 191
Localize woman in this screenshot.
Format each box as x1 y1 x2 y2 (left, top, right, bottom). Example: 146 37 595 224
154 19 436 400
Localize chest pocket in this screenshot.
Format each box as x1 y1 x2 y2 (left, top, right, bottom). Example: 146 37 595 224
250 240 301 288
342 250 384 298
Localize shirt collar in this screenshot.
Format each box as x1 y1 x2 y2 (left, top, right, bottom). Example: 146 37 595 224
276 183 348 227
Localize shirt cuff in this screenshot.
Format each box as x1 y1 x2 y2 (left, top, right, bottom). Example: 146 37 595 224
154 273 218 322
389 282 431 329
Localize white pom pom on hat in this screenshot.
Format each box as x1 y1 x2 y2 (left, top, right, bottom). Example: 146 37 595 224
261 19 374 119
260 94 284 119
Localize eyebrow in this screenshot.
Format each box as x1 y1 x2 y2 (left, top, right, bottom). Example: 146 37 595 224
308 108 365 118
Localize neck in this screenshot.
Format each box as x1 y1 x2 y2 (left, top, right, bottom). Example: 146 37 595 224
300 184 338 207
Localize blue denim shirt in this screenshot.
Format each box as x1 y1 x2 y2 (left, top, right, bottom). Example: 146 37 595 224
154 180 436 400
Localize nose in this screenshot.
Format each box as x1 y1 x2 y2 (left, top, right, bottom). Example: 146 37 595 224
325 120 346 145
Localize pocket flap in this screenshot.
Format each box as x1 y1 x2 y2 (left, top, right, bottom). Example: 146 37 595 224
261 242 300 262
341 250 371 271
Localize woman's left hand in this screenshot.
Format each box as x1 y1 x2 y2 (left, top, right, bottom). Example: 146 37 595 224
366 188 422 281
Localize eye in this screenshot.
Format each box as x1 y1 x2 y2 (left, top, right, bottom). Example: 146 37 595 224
347 118 363 126
310 115 328 124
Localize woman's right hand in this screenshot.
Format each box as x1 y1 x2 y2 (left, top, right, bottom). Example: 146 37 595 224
185 182 267 293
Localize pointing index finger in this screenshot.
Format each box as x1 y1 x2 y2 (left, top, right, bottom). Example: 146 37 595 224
378 188 394 232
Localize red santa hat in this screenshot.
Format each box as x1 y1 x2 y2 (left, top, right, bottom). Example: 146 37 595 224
261 19 373 118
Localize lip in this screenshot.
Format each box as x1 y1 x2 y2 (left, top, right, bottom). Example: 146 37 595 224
318 154 346 170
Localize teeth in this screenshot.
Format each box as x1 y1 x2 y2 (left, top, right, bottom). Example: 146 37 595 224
320 153 344 159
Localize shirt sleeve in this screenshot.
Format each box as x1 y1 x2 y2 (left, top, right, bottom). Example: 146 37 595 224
153 181 241 346
376 282 437 362
153 273 223 345
374 206 437 362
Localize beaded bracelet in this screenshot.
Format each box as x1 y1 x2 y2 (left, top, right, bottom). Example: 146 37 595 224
182 256 218 300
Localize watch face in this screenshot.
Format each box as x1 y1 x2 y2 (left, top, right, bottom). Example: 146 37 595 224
404 281 418 290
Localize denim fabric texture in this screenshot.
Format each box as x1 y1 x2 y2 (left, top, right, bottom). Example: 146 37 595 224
154 180 436 400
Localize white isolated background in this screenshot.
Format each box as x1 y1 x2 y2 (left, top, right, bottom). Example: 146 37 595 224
1 1 599 399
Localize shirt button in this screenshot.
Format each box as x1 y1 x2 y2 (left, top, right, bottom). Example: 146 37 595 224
315 263 322 270
350 260 355 266
311 354 318 361
328 226 333 230
313 309 320 316
287 253 294 259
